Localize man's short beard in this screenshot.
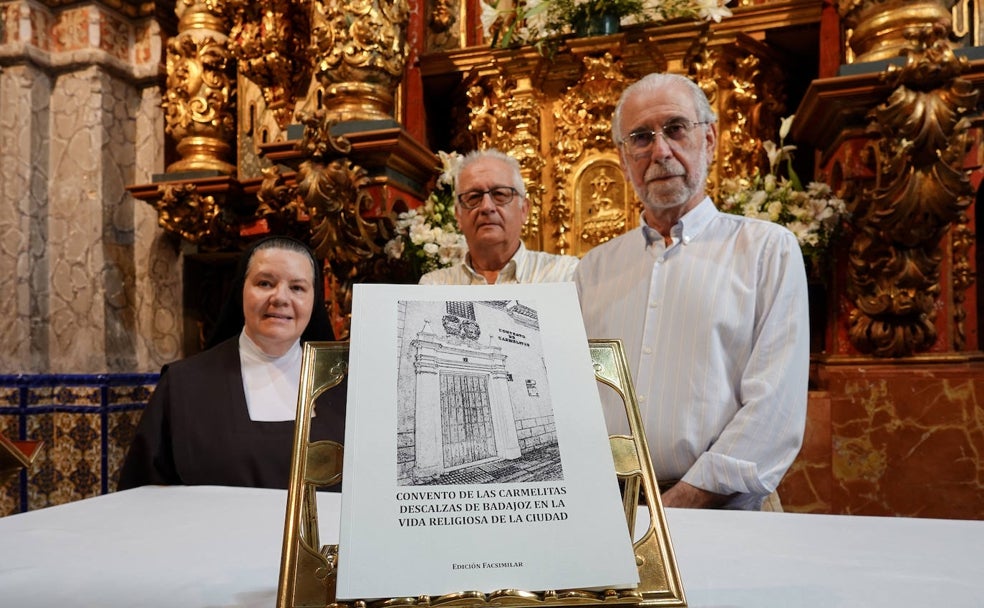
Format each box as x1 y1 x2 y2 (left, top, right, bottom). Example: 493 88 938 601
634 153 710 216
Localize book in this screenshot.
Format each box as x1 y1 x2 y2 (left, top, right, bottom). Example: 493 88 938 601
336 282 638 599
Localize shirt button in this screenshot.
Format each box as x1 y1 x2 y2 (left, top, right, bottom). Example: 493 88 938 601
650 300 659 308
643 346 653 355
637 394 646 403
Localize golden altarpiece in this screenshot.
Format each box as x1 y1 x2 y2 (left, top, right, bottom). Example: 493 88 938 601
130 0 830 340
126 0 984 517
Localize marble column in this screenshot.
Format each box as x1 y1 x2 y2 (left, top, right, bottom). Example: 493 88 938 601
0 3 180 373
0 62 51 372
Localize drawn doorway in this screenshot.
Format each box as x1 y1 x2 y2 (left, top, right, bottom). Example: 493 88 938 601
440 372 497 468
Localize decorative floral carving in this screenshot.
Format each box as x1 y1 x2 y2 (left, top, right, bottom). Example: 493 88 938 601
256 165 315 235
227 0 312 129
951 214 975 351
153 183 235 248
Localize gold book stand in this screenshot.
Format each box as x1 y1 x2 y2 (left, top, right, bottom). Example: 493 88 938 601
0 432 43 486
277 339 685 608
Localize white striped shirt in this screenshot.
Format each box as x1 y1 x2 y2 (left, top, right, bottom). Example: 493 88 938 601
575 198 809 509
419 242 579 285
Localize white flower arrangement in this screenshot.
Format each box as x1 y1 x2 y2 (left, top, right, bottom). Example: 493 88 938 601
719 115 848 269
481 0 732 51
385 151 468 279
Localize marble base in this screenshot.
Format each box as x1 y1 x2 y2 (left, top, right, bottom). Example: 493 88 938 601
781 358 984 519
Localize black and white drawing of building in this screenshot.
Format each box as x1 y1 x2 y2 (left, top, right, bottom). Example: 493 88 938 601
396 299 563 486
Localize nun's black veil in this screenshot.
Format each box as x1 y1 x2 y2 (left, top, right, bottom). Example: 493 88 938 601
204 236 335 350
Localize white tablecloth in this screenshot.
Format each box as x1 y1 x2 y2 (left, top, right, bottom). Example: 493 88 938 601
1 486 982 607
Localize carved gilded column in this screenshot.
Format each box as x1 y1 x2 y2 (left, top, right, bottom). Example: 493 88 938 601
489 70 546 247
459 52 547 248
688 32 787 200
311 0 409 122
164 0 236 174
846 26 977 356
551 53 632 256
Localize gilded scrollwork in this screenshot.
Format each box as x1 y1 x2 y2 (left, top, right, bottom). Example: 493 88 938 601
164 0 237 174
463 80 497 151
551 53 633 254
227 0 312 130
310 0 409 121
846 24 977 356
256 165 315 234
294 110 396 336
153 183 235 249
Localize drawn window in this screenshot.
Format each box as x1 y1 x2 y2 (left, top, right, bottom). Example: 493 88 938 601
526 379 538 397
446 301 476 320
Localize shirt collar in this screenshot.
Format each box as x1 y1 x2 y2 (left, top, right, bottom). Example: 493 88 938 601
239 329 301 362
639 196 716 247
463 242 525 283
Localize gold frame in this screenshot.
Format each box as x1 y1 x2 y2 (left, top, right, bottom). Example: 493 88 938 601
277 339 685 608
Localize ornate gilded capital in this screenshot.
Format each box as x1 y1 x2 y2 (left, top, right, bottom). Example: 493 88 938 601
311 0 410 122
846 25 977 356
837 0 952 64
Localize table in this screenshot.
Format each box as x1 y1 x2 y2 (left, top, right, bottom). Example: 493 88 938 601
2 486 982 607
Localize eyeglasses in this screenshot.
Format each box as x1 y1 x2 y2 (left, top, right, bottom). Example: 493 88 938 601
619 120 710 156
456 186 520 210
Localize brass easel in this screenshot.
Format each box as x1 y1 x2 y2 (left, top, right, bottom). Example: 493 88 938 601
277 339 685 608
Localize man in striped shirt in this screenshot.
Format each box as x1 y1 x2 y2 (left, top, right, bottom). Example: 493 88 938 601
575 73 809 510
420 149 579 285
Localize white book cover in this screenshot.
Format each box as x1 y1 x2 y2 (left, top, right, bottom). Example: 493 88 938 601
336 282 638 600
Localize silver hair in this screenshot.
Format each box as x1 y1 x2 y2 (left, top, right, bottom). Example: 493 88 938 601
611 73 718 144
453 149 527 198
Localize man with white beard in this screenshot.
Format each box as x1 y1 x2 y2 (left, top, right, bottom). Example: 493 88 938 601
575 73 810 510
